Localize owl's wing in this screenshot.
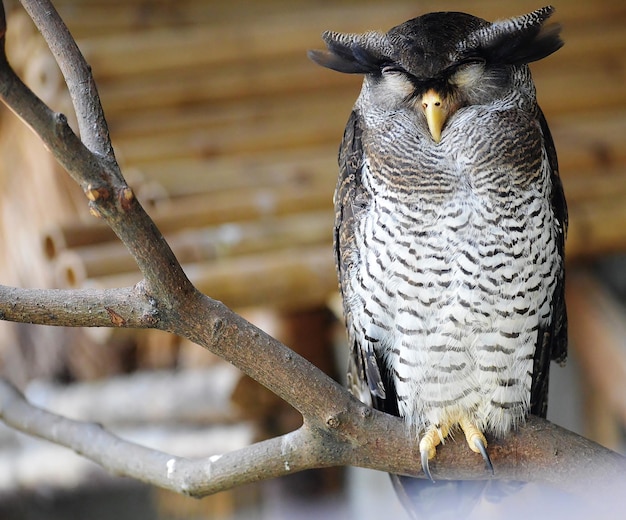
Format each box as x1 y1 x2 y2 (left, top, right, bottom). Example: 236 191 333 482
335 109 399 415
530 107 568 418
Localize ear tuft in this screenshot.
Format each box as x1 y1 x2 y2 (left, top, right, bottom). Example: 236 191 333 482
308 31 391 74
466 6 563 66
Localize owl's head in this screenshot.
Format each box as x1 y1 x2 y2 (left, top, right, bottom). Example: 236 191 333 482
309 6 562 142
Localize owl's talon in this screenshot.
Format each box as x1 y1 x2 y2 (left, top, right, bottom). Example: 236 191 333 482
419 426 445 482
473 436 494 474
459 418 493 474
420 448 434 482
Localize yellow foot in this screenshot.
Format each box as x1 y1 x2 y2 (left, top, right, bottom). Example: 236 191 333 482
418 424 449 482
418 419 493 481
459 417 494 474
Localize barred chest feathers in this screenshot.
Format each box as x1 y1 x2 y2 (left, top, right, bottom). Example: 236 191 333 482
348 104 560 437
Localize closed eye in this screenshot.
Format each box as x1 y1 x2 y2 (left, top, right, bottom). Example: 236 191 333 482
448 59 486 87
381 64 407 75
445 57 486 75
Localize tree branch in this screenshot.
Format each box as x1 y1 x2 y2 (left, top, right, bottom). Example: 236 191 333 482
0 377 319 495
0 283 159 328
1 376 624 498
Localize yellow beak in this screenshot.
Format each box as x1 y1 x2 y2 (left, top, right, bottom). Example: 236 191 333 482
421 89 448 143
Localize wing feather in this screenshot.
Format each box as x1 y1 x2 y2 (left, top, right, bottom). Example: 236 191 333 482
530 107 568 418
335 109 398 415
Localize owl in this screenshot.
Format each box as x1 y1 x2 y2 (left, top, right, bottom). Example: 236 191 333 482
309 4 567 489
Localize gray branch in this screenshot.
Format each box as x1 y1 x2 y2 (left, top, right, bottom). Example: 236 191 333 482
1 376 625 498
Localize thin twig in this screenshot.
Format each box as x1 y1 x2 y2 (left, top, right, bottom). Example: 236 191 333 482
19 0 115 160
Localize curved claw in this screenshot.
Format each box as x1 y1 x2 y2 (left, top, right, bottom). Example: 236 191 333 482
473 437 494 474
420 448 435 483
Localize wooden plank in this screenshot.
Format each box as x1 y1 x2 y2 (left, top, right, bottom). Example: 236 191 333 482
74 4 422 79
567 198 626 260
53 2 420 39
54 210 333 285
563 167 626 206
94 54 358 114
534 57 626 116
129 146 338 201
43 179 333 255
550 110 626 174
111 97 350 166
82 244 337 311
106 89 356 141
541 19 626 64
52 0 626 39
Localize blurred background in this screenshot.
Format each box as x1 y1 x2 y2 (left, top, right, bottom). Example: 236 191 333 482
0 0 624 518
